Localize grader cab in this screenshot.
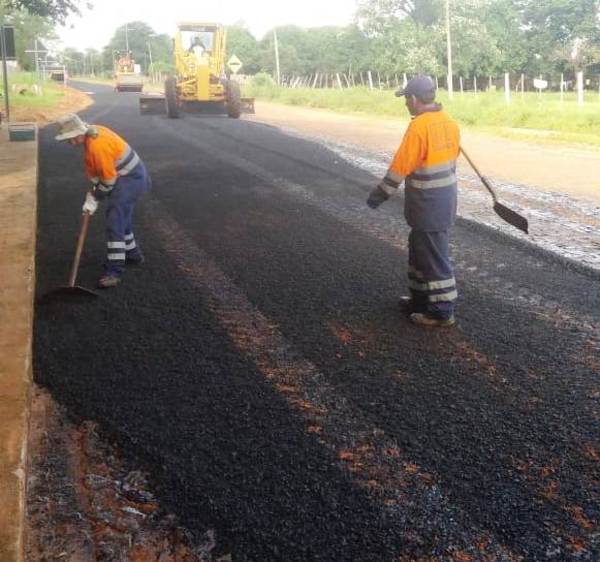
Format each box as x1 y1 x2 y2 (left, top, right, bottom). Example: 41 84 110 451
139 22 253 118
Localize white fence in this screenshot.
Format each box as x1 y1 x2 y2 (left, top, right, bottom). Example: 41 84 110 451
277 71 600 105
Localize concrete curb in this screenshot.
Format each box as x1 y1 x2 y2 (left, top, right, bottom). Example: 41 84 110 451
0 124 38 562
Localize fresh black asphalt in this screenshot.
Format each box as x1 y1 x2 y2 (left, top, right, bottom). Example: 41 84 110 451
34 83 599 561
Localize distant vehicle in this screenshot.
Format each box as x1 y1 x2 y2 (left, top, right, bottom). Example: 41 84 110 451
114 52 143 93
47 66 66 82
139 22 254 117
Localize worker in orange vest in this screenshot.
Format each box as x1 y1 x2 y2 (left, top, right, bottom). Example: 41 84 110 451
55 114 151 288
367 76 460 327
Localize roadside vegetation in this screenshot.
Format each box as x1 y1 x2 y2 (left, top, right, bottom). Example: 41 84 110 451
247 77 600 147
2 72 65 111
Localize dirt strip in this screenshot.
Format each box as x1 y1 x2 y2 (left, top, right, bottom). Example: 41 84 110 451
0 125 37 562
0 86 91 562
26 386 219 562
11 87 93 125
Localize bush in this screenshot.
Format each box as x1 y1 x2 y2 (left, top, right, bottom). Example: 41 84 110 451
252 72 275 88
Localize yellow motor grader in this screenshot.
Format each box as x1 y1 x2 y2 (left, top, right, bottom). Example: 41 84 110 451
140 22 253 118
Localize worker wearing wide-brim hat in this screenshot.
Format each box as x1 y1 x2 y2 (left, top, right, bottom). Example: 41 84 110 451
367 75 460 327
55 114 151 288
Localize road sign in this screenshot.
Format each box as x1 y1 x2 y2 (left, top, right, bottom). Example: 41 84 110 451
227 55 242 74
533 78 548 90
0 26 16 60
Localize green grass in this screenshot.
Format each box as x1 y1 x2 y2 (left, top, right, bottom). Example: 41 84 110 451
1 72 65 111
247 83 600 148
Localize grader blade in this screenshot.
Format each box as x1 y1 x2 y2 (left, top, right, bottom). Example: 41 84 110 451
139 94 166 115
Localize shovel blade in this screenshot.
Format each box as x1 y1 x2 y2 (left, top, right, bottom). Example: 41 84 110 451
494 202 529 234
38 285 99 304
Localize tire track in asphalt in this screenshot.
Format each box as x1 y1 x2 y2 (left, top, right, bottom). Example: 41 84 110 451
147 197 524 561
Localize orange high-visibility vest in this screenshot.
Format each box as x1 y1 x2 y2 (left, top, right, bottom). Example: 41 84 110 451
382 109 460 231
84 125 141 196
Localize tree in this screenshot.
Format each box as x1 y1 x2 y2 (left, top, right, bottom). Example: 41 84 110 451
105 21 173 74
61 46 85 74
357 0 444 34
3 0 85 24
0 6 57 70
226 25 261 74
515 0 600 74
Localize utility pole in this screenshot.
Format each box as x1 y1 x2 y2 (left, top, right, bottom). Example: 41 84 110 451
273 28 281 86
147 42 154 80
125 22 130 54
445 0 453 99
34 39 39 79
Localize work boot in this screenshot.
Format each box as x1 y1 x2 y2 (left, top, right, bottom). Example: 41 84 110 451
97 274 121 289
126 252 145 265
399 296 426 315
410 312 455 327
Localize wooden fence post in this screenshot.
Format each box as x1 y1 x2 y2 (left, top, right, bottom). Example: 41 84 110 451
504 73 511 104
560 72 564 103
577 71 584 106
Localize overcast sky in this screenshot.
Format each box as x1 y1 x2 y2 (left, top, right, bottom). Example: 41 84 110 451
57 0 359 50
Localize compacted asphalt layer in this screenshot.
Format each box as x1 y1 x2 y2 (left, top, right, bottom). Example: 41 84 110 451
34 84 599 561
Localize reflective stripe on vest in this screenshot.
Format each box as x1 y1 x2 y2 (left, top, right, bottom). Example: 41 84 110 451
115 146 141 176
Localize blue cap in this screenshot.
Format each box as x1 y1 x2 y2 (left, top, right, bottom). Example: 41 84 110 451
395 75 436 99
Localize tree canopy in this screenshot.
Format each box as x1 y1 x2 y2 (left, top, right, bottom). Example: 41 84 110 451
53 0 600 81
4 0 85 24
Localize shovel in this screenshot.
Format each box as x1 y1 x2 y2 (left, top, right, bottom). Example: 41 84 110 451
39 212 99 303
460 147 529 234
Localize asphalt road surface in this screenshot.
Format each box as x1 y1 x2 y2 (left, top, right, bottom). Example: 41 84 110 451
34 83 599 561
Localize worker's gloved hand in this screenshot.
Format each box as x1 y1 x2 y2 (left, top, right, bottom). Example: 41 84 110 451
82 192 98 215
367 183 390 209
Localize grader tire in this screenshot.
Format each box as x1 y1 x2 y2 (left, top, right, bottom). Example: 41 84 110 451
165 78 179 119
225 80 242 119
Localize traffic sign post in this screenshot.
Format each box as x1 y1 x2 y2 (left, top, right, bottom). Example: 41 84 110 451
227 54 242 75
533 77 548 97
0 25 15 122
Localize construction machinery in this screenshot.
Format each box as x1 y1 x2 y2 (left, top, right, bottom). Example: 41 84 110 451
139 22 254 118
114 51 143 93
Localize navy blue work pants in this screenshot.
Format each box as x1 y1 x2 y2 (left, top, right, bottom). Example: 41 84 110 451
408 229 457 319
104 163 151 275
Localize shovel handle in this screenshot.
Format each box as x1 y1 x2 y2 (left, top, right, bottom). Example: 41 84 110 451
68 212 92 287
460 147 498 204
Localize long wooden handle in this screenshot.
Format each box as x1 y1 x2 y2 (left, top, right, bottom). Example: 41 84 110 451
460 147 498 204
68 212 92 287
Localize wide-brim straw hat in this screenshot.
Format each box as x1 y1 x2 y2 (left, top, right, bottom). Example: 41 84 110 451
55 113 90 141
